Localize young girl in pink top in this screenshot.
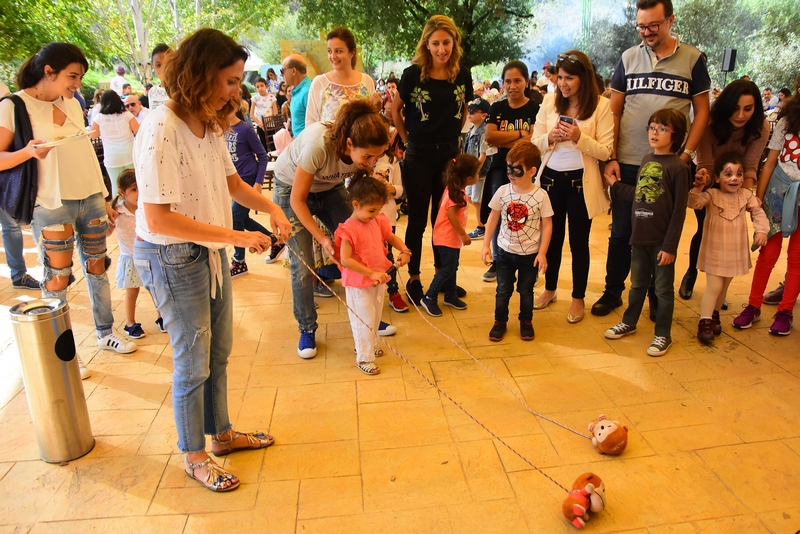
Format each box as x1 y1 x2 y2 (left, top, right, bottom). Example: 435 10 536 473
420 154 481 317
336 171 411 375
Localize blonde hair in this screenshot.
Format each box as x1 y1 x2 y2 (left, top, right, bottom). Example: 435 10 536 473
414 15 463 83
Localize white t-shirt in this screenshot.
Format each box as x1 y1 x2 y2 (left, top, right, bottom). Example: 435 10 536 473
372 155 403 221
768 117 800 182
94 111 135 167
134 107 150 124
110 75 128 96
148 85 168 109
0 91 105 207
133 105 236 248
252 92 276 120
488 183 554 255
273 122 357 193
115 201 137 257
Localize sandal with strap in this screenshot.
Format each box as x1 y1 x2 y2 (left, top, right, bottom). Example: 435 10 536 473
353 348 384 357
184 455 240 492
211 430 275 456
356 361 381 375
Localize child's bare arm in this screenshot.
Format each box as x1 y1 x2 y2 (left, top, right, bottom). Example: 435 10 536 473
534 215 552 273
447 205 470 246
386 234 411 267
480 210 500 264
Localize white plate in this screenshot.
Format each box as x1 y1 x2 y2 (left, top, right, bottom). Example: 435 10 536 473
34 132 88 148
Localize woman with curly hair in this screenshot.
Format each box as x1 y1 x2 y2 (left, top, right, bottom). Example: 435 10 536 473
132 28 292 492
391 15 474 305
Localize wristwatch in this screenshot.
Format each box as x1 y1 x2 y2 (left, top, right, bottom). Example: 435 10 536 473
683 148 696 160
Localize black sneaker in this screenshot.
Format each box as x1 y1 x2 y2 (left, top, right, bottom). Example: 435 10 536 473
155 317 167 332
11 273 40 290
230 259 248 279
520 321 535 341
420 296 443 317
406 279 424 305
265 242 286 264
591 292 623 316
443 294 467 310
440 285 468 298
482 264 497 282
489 321 507 341
123 323 146 339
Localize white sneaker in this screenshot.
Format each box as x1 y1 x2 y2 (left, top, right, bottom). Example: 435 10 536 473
77 355 91 380
97 332 137 354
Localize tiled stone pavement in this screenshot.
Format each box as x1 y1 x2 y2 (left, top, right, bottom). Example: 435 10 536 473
0 211 797 533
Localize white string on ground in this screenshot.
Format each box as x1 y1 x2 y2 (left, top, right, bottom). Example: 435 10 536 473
397 271 593 441
282 240 569 493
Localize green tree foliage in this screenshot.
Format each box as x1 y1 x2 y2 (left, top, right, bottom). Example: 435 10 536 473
587 2 639 79
0 0 107 64
295 0 535 70
742 0 800 89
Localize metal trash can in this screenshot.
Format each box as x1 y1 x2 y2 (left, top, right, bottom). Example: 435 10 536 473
9 298 94 463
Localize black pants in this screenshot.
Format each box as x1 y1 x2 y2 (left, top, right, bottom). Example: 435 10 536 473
256 126 268 151
686 206 706 276
403 139 459 275
540 167 592 299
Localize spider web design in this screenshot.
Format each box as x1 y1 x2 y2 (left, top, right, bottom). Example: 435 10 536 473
498 189 546 255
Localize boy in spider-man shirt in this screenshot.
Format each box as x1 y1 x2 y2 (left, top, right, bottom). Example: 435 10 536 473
481 140 553 342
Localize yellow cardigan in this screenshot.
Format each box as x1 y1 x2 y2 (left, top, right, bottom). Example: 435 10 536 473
530 94 613 219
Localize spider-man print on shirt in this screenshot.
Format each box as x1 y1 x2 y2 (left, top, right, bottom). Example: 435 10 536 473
506 202 529 231
489 184 554 256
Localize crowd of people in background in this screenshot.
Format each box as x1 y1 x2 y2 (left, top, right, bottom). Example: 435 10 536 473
1 0 800 494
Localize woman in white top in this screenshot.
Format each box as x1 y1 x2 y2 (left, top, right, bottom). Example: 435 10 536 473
530 50 613 323
90 90 139 198
305 27 376 126
133 28 291 493
0 42 138 367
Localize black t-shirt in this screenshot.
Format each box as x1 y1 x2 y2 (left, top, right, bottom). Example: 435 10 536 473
487 98 541 169
398 64 473 143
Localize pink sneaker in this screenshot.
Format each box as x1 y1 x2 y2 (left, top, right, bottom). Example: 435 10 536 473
769 310 793 336
732 304 761 329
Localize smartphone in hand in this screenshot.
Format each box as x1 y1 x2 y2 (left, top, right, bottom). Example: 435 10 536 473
558 115 574 125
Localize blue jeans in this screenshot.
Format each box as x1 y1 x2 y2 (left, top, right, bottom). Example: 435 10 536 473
0 208 29 283
134 240 233 452
604 163 639 296
232 174 273 261
494 248 538 322
622 245 675 338
30 193 114 337
274 180 352 332
425 246 460 300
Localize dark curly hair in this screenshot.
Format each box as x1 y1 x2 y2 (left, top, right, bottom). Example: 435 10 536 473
443 154 480 208
347 170 387 206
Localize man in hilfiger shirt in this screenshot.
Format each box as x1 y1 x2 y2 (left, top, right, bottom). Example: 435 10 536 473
591 0 710 317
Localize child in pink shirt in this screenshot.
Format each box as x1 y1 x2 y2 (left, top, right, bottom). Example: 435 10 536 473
420 154 481 317
335 171 411 375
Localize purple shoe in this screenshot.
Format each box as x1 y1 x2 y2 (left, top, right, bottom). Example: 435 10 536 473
769 310 793 336
732 304 761 330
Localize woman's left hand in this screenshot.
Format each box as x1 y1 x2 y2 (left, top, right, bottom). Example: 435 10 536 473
559 120 582 142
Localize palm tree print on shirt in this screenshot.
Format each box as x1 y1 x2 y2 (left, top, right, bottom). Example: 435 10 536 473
411 87 431 121
453 84 466 119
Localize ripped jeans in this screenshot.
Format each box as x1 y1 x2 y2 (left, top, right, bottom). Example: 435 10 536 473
134 240 233 452
31 193 114 337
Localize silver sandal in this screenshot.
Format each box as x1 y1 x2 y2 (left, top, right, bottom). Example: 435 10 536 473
184 455 239 492
356 361 380 375
211 430 275 456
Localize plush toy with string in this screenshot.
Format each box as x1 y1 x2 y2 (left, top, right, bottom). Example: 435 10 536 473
562 472 606 529
588 414 628 455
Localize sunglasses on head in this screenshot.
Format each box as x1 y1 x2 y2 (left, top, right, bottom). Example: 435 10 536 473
557 53 581 64
506 163 525 177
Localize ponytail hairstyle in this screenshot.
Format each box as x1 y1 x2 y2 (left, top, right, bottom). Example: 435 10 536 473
162 28 248 134
16 42 89 89
443 154 481 208
111 168 138 211
347 170 387 206
326 27 358 69
328 99 390 159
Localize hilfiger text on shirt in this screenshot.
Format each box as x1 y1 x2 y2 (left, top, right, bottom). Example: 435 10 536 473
625 73 693 98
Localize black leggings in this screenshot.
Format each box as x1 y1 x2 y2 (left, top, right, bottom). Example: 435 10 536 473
686 207 706 276
403 140 459 275
540 167 592 299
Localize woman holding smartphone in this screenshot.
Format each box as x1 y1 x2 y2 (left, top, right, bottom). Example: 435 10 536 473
530 50 613 323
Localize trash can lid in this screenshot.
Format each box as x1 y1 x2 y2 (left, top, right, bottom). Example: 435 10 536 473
9 299 69 322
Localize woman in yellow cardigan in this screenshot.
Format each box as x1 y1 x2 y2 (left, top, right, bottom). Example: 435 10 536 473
530 50 613 323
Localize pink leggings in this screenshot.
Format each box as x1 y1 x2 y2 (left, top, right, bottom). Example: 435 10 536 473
748 231 800 312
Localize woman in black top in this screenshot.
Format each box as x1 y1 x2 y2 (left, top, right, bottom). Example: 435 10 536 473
392 15 473 304
480 61 541 281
